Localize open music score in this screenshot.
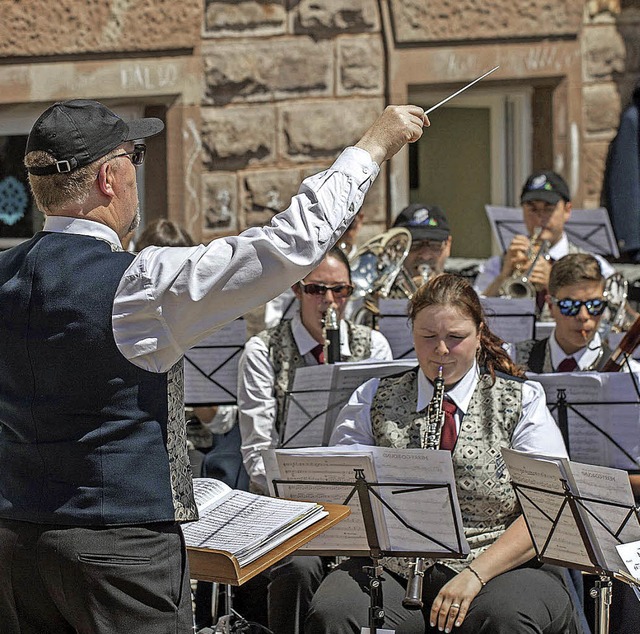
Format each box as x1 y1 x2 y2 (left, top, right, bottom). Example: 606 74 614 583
265 446 469 558
502 448 640 575
185 478 350 585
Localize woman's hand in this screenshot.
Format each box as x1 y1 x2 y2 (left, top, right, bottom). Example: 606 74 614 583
429 567 483 632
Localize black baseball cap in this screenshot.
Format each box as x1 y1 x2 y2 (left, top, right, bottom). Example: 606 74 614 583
520 170 571 205
392 203 450 242
26 99 164 176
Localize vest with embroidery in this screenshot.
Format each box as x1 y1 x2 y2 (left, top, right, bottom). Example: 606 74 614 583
370 368 522 575
256 319 372 430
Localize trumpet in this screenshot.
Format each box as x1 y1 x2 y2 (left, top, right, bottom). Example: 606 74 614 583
500 228 551 299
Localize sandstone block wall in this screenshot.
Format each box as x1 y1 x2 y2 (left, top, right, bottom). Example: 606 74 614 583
201 0 386 236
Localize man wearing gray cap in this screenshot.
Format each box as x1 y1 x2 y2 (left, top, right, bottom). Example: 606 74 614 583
0 99 428 633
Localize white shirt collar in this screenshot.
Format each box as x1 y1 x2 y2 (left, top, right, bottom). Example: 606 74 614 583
43 216 123 250
416 360 480 413
549 329 603 371
290 312 352 358
548 232 569 261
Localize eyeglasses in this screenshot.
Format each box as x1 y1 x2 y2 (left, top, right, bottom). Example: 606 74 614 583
110 143 146 166
550 297 607 317
299 280 354 298
411 239 446 252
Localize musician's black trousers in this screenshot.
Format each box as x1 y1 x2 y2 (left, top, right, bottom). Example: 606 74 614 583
0 518 193 634
305 558 581 634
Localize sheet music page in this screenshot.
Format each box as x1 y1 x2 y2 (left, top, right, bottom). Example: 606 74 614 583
371 447 469 556
569 461 640 573
183 481 324 565
531 372 640 470
501 449 595 569
281 365 335 448
480 297 536 344
184 319 246 405
192 477 232 514
269 447 382 552
378 299 414 359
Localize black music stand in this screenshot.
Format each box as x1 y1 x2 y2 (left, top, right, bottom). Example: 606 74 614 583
512 476 640 634
273 469 467 634
552 386 640 472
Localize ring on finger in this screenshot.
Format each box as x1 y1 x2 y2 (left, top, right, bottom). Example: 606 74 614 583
450 603 460 609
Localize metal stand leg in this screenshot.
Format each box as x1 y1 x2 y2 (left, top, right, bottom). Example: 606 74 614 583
362 563 386 634
589 575 612 634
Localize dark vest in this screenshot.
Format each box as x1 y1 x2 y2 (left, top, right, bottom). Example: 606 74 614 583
516 337 610 373
0 232 196 525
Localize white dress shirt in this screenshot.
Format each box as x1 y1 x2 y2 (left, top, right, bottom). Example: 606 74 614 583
549 329 640 373
238 312 393 491
330 361 568 458
474 233 616 295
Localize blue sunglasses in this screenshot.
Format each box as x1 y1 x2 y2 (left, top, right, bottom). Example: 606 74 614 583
550 297 607 317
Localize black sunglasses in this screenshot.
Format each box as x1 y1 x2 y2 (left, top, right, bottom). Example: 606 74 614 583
550 297 607 317
111 143 146 166
299 280 354 298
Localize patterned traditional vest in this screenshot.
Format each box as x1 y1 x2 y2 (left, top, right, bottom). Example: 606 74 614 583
370 368 523 575
255 319 372 431
515 337 610 373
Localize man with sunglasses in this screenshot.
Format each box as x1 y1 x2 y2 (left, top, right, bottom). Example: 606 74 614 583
476 171 615 311
515 254 639 373
237 248 392 634
0 99 426 634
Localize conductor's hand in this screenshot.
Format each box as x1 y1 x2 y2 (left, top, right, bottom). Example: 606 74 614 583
355 105 429 165
430 567 483 632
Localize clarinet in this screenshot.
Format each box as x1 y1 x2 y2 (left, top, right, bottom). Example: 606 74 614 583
403 366 445 610
322 305 341 364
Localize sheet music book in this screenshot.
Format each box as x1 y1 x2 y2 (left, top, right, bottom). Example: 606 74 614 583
485 205 620 257
184 318 247 405
282 359 418 448
265 445 470 557
502 448 640 574
481 297 537 343
527 372 640 470
182 478 327 567
377 299 414 359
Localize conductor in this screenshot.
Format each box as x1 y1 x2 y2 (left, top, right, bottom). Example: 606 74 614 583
0 99 427 634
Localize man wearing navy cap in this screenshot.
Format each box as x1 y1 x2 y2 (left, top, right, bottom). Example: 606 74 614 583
0 99 428 633
476 170 614 302
392 202 452 279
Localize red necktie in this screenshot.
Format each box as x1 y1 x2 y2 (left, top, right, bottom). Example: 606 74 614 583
440 398 458 451
557 357 578 372
310 344 324 364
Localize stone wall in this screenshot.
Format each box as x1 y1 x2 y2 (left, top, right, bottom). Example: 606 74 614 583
200 0 387 237
581 2 640 208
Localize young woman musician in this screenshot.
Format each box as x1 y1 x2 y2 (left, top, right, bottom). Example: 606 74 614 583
306 274 581 634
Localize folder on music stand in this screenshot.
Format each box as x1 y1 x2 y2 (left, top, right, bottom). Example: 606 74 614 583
527 372 640 471
184 318 246 406
502 448 640 633
485 205 620 257
280 360 418 448
266 446 469 634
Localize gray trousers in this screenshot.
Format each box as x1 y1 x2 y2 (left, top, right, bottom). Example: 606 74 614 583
0 518 193 634
305 558 580 634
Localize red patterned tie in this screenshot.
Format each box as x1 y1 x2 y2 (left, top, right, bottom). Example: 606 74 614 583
557 357 578 372
310 344 324 364
440 398 458 451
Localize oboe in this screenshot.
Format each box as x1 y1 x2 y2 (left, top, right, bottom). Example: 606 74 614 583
402 366 445 610
322 305 341 364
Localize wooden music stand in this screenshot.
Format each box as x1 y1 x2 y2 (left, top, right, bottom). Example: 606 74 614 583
187 502 350 586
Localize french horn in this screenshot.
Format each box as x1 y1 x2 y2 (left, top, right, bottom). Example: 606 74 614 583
348 228 426 326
